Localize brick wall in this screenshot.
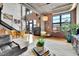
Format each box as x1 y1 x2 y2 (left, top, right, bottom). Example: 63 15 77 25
27 12 41 27
44 9 76 38
25 9 76 38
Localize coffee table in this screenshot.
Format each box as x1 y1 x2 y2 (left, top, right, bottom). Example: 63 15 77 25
19 40 56 56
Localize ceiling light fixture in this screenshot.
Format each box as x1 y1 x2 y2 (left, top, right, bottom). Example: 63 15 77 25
42 16 48 21
30 10 32 13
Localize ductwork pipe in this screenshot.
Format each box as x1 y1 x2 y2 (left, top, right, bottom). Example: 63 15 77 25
53 3 77 15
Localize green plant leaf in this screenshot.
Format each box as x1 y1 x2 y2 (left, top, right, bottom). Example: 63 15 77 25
37 36 45 47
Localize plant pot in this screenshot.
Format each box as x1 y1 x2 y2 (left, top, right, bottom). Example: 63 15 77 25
36 45 44 52
66 34 73 43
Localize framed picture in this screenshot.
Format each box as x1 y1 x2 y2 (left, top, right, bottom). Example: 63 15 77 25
1 13 13 26
14 19 18 24
3 13 13 20
14 19 21 24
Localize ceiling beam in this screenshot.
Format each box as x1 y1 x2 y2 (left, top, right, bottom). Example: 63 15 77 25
20 3 40 15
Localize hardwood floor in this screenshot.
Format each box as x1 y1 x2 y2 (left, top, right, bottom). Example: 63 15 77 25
33 35 67 43
20 34 77 56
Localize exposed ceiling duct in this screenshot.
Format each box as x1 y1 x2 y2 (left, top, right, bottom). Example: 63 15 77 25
52 4 72 15
69 3 77 11
52 3 77 15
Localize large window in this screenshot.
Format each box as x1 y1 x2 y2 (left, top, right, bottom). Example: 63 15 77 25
61 13 71 23
53 13 71 32
53 15 60 23
53 15 60 31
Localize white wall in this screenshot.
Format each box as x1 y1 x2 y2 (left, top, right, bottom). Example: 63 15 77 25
1 3 21 31
0 25 8 29
76 4 79 24
2 3 21 19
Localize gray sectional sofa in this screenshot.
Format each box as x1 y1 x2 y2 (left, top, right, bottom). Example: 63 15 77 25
0 35 28 56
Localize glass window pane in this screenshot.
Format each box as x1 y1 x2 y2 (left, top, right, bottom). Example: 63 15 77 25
34 20 36 24
26 21 28 25
30 24 32 30
53 15 60 23
62 13 70 18
53 24 60 27
30 10 32 14
29 20 32 23
53 24 60 31
61 13 71 22
61 18 70 22
33 20 36 27
52 13 71 32
27 11 30 15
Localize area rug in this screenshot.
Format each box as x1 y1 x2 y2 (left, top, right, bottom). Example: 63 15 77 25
20 40 77 56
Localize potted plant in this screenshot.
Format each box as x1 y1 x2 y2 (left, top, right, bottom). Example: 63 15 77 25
61 23 71 42
36 36 45 52
61 23 79 43
70 24 79 35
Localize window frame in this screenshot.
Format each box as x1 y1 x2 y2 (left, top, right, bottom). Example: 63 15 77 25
52 12 71 31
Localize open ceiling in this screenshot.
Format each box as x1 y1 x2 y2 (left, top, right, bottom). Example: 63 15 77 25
23 3 73 14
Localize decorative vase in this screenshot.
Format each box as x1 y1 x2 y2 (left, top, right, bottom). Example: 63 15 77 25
36 45 44 52
36 36 45 52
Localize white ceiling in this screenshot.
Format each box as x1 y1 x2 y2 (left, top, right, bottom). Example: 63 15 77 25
23 3 73 14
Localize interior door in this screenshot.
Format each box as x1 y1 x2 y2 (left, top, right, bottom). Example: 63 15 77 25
26 20 34 34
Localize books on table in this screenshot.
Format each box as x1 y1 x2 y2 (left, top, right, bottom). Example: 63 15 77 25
32 47 50 56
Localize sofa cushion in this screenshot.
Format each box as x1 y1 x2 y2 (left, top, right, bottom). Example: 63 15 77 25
0 48 3 55
13 39 28 49
0 48 2 53
0 45 12 53
9 42 19 48
0 35 11 46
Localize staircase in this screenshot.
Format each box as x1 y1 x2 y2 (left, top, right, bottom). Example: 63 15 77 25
0 7 20 32
0 20 20 32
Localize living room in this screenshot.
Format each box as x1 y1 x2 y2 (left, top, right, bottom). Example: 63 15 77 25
0 3 79 56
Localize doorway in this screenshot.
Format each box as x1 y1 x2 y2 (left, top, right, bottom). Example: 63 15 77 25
26 20 36 34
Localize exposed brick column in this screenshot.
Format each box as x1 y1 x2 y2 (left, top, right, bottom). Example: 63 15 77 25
45 13 53 33
71 8 76 24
